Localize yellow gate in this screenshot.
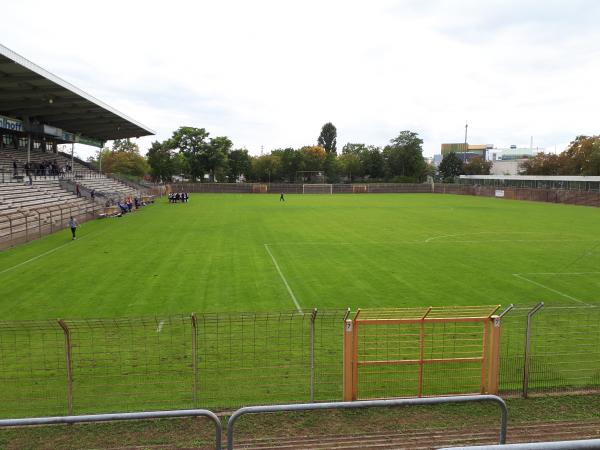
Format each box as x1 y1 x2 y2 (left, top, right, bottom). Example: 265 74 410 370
343 306 502 401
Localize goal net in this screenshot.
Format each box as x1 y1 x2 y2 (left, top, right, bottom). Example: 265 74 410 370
251 184 268 193
303 184 333 194
352 184 368 193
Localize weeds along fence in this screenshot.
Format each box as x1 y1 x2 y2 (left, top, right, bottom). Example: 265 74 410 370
166 182 600 208
1 305 599 418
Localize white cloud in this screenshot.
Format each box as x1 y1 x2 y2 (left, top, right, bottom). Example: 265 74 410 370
3 0 600 160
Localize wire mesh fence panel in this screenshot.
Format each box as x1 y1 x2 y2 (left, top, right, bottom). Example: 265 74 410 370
196 311 330 409
0 321 67 418
66 315 194 414
312 310 347 401
498 306 530 395
422 321 488 396
527 306 600 394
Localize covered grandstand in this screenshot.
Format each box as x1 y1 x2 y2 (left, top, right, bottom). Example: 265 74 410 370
0 43 154 248
459 175 600 192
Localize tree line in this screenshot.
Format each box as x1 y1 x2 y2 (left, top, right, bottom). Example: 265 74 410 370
90 123 435 183
519 135 600 176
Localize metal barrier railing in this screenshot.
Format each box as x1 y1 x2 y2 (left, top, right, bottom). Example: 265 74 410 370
226 395 508 450
0 409 222 450
439 438 600 449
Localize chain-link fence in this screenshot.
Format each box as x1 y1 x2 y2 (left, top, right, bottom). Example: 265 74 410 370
1 305 599 419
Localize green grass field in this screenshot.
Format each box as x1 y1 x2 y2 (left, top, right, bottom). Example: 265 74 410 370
1 193 600 417
1 193 600 319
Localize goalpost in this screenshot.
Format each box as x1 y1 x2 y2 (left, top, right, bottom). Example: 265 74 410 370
302 184 333 194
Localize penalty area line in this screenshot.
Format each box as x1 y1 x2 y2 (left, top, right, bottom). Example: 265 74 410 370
512 273 590 305
264 244 302 314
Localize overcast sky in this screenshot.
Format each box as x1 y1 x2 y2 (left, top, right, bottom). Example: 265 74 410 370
3 0 600 159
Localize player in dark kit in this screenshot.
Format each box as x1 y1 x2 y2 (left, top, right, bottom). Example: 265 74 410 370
280 192 285 202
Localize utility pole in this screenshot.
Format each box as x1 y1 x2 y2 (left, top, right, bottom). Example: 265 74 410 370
464 122 468 162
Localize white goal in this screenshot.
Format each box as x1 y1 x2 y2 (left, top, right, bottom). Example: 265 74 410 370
302 184 333 194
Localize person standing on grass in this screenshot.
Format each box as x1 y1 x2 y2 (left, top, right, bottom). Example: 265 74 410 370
280 192 285 202
69 216 78 240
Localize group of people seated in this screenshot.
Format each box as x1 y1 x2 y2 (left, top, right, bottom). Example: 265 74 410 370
168 192 189 203
117 196 142 215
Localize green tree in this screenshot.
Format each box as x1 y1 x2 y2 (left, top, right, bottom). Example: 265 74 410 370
167 127 210 181
300 146 327 171
382 131 427 181
250 153 281 182
317 122 337 154
463 156 492 175
438 152 464 181
146 140 175 182
112 138 139 153
273 148 304 182
360 146 384 180
97 139 149 177
560 135 600 175
339 152 362 181
228 149 251 181
204 136 232 182
519 153 562 175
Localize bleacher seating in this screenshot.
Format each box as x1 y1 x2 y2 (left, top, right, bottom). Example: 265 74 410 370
0 146 147 247
0 145 93 177
77 177 140 201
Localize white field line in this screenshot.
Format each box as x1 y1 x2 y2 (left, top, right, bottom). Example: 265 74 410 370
156 320 165 333
512 273 590 305
264 244 302 314
0 228 107 276
520 272 600 276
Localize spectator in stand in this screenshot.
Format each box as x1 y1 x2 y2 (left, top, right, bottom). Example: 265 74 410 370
12 159 17 176
90 189 95 201
75 183 81 197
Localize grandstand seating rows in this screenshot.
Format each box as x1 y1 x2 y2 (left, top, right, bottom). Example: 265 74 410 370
0 147 146 246
0 145 92 176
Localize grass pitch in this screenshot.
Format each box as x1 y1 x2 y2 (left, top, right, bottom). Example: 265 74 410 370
1 193 600 319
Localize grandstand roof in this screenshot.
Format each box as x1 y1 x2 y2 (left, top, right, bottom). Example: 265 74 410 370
0 44 154 142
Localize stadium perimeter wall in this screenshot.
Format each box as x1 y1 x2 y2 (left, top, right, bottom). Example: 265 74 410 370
168 182 600 208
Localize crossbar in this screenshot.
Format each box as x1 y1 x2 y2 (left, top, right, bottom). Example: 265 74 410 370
358 357 483 366
0 409 222 450
226 395 508 450
356 317 492 325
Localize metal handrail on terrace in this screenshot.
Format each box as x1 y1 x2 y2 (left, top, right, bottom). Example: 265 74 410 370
227 395 508 450
0 409 222 450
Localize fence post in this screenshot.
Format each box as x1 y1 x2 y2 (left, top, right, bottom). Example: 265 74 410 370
418 307 432 397
487 315 502 394
191 313 198 408
523 302 544 398
309 308 317 402
58 319 74 415
343 316 355 401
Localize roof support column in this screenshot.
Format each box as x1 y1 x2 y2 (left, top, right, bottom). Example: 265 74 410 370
27 133 31 164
